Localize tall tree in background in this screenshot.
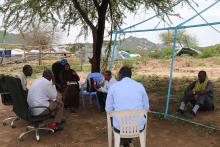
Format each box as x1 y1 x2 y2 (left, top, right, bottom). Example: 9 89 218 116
19 23 58 48
19 23 58 65
159 30 198 48
0 0 188 72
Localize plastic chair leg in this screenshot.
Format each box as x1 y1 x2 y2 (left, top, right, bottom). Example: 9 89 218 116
81 95 85 109
95 94 100 110
108 130 112 147
139 131 146 147
88 94 93 105
114 132 120 147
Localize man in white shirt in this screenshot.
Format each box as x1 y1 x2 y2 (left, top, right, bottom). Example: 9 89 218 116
16 65 32 92
105 66 149 147
27 69 64 131
96 70 117 111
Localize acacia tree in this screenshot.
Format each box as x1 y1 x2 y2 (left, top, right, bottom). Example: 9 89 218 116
19 23 57 48
159 30 198 48
0 0 188 72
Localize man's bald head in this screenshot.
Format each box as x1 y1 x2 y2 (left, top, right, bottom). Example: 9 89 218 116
43 69 54 81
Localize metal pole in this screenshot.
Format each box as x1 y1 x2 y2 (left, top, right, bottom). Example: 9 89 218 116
177 0 220 27
150 111 220 131
187 1 220 34
109 32 118 71
164 28 178 118
121 22 220 34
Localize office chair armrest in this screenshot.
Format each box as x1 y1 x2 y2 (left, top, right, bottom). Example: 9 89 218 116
28 106 52 116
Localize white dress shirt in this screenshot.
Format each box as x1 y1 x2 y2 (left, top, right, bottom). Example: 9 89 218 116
27 77 57 116
105 77 149 130
98 77 117 93
16 72 27 91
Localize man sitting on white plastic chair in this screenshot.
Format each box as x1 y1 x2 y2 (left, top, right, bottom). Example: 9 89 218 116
105 66 149 147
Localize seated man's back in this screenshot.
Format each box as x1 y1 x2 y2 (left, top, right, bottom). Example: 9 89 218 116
28 76 57 116
106 77 148 111
105 66 149 130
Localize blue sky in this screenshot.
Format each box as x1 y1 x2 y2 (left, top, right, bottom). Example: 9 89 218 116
0 0 220 47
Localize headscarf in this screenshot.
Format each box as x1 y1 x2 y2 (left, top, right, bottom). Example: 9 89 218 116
60 59 68 66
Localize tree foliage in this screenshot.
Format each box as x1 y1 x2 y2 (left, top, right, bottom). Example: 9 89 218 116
0 0 188 72
159 30 198 48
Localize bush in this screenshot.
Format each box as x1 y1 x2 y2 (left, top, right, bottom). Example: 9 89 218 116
163 48 173 59
122 58 136 68
198 44 220 58
147 49 162 59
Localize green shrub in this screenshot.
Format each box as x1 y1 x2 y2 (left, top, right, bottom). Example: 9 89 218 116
122 58 136 68
163 48 173 59
147 50 162 59
198 44 220 58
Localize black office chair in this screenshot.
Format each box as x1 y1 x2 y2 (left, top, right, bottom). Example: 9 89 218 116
0 74 19 128
2 75 54 141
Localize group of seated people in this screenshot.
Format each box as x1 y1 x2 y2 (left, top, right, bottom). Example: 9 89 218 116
3 59 215 147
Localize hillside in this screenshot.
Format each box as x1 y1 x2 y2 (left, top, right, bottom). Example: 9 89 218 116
118 36 159 50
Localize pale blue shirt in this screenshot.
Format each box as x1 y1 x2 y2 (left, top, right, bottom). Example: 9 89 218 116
105 77 149 130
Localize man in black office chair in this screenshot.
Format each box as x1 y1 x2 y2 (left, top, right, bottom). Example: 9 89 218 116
16 65 32 94
27 69 64 131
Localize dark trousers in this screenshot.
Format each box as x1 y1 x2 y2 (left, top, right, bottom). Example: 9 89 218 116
180 95 214 111
97 91 107 111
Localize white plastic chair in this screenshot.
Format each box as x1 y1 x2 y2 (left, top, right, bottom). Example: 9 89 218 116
107 110 148 147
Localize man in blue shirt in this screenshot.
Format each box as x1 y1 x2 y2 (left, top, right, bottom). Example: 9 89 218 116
105 66 149 147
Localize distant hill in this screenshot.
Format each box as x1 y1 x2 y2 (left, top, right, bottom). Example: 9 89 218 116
0 31 23 44
118 36 159 50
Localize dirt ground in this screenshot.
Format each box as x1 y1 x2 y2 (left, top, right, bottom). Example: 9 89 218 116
0 56 220 146
0 103 219 147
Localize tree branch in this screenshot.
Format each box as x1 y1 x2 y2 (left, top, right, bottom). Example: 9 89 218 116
100 0 109 11
72 0 95 30
93 0 100 10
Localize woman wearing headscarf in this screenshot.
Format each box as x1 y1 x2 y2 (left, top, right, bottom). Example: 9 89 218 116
59 61 80 112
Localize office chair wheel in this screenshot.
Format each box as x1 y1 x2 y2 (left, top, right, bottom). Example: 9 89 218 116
18 137 24 142
11 124 16 128
3 122 7 126
36 135 40 142
36 130 40 141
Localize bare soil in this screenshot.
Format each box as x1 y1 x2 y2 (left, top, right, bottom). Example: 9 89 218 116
0 103 219 147
0 56 220 146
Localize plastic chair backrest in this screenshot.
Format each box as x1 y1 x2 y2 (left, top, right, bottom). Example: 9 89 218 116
107 109 148 138
86 72 103 84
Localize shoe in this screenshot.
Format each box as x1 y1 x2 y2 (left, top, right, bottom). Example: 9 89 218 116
177 109 184 115
191 110 196 117
50 123 64 132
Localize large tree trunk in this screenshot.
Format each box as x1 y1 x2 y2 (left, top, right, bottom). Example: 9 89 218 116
90 1 108 72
